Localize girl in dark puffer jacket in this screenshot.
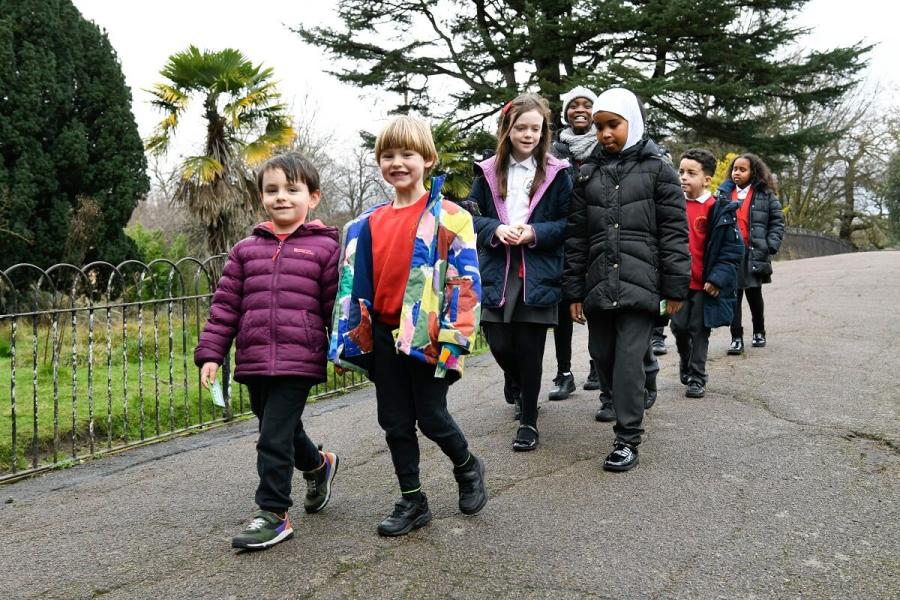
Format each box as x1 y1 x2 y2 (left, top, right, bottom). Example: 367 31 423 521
194 153 342 550
564 88 690 472
717 153 785 355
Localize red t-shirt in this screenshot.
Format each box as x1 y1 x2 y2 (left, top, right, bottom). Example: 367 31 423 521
368 193 428 327
731 186 753 245
686 193 714 290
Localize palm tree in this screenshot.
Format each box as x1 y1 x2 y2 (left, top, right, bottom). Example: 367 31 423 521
146 46 295 254
430 121 474 201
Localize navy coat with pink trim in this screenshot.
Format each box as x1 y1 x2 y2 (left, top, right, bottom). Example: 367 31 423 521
467 154 572 308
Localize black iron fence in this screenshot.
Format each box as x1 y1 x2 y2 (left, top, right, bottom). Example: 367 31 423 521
0 257 373 483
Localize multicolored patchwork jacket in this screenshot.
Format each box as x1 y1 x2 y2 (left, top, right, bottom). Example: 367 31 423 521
328 175 481 380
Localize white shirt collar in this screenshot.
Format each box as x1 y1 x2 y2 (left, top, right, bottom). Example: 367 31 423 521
687 190 712 204
509 156 537 172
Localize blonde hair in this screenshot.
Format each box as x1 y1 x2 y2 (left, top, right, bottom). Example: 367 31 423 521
374 116 438 167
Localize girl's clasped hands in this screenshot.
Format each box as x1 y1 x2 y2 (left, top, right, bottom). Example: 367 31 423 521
494 223 536 245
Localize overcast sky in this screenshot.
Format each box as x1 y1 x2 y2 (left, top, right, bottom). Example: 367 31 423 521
73 0 898 166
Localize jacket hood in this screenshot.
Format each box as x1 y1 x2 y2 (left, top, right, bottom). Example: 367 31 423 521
254 219 340 242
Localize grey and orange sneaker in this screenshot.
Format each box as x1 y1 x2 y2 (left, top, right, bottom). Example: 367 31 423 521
231 510 293 550
303 449 339 513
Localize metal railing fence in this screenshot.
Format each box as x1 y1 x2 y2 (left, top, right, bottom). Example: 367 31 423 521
0 256 373 483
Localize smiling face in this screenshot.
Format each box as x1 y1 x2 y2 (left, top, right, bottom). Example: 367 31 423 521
731 157 753 188
593 111 629 154
378 147 433 194
566 97 593 134
509 109 544 162
261 167 320 233
679 158 712 200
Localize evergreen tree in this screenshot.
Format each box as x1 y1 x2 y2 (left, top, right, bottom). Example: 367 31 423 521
0 0 149 269
296 0 868 156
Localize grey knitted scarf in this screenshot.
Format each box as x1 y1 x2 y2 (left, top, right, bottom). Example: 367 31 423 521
559 126 598 161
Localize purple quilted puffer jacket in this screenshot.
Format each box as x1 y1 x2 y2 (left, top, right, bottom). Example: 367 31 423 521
194 220 341 383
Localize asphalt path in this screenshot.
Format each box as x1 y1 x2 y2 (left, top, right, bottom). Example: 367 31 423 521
1 252 898 599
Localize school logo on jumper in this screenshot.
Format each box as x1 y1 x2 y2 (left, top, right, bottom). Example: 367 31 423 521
694 216 708 235
294 248 314 255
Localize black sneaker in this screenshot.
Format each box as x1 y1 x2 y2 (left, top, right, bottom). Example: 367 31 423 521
583 360 601 390
644 389 657 410
685 380 705 398
377 494 432 537
727 338 744 355
603 442 639 472
651 338 667 355
453 455 487 515
595 396 615 422
548 372 575 400
752 333 766 347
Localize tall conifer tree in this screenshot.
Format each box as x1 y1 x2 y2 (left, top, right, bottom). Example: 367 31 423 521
296 0 868 155
0 0 149 268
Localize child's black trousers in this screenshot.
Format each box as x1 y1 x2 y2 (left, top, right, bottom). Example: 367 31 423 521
670 289 711 385
371 322 470 493
586 309 655 447
247 376 322 513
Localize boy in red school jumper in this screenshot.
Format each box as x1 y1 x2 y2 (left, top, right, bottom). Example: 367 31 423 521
671 149 744 397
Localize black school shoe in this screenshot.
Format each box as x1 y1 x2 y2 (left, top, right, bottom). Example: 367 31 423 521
377 494 433 537
548 372 575 400
512 424 539 451
651 338 667 355
603 442 639 472
453 455 488 515
583 361 601 390
727 338 744 355
752 332 767 347
685 380 706 398
644 389 658 410
595 392 616 422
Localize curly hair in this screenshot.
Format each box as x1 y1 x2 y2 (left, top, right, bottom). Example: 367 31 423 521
728 153 776 194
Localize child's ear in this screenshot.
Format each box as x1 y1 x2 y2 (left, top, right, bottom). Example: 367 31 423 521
308 190 321 210
425 158 435 170
704 175 712 187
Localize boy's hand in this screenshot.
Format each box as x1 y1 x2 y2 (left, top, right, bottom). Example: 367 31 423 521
495 224 520 245
570 302 586 325
703 282 720 297
200 362 218 389
665 299 684 315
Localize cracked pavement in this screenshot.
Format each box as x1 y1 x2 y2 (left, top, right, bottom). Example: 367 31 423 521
1 252 898 599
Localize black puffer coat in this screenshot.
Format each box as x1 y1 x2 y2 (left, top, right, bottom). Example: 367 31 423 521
564 139 690 315
716 180 785 284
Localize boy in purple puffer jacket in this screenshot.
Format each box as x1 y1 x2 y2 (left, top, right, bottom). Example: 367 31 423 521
195 153 341 550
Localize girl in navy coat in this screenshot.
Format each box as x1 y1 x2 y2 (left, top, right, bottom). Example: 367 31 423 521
468 93 572 451
718 153 785 354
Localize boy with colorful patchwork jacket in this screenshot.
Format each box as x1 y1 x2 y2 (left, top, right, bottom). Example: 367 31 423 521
329 116 487 537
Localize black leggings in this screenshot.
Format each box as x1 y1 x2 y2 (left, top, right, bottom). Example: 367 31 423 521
482 322 548 428
553 304 573 373
731 287 765 338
